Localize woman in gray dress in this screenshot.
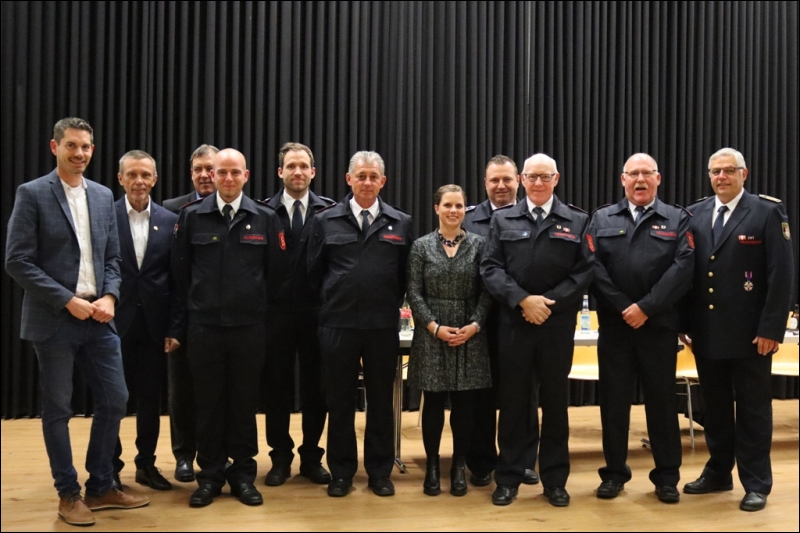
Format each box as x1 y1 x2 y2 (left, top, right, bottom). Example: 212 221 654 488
407 184 493 496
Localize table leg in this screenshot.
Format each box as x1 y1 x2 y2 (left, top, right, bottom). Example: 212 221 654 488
394 354 406 473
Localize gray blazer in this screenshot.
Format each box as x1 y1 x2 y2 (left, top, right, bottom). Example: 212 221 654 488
5 169 121 342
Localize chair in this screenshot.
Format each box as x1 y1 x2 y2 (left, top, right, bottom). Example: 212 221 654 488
771 341 799 376
675 343 700 448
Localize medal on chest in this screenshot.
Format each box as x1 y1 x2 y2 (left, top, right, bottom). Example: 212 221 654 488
744 271 753 292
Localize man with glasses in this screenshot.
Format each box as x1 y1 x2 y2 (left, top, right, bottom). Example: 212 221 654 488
588 153 694 504
481 154 593 507
680 148 794 512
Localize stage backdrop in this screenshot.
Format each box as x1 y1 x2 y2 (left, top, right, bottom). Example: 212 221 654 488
1 1 797 418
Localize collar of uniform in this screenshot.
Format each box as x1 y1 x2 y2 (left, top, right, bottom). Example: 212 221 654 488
125 195 151 217
216 191 243 215
349 196 379 221
526 195 555 218
283 189 309 211
714 187 745 214
332 193 402 222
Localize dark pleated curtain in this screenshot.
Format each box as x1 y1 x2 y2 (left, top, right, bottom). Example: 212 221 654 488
1 1 797 418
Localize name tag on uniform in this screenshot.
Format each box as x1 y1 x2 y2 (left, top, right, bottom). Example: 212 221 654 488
241 234 267 243
549 230 579 242
380 233 405 244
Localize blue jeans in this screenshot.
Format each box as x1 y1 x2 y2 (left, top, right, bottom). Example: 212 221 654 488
32 317 128 497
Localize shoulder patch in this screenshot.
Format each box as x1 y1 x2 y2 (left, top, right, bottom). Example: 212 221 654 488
675 204 694 217
591 203 611 214
466 205 477 212
758 194 782 203
567 204 588 215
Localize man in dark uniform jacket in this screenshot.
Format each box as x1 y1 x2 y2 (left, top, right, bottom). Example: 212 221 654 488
161 144 219 483
261 143 335 487
680 148 794 512
307 151 414 498
112 150 181 492
481 153 593 507
588 153 694 504
172 148 286 507
462 155 540 487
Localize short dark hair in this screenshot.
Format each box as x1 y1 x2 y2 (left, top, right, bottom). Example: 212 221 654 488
119 150 157 175
189 144 219 165
278 142 315 168
434 184 467 206
486 154 517 175
53 117 94 144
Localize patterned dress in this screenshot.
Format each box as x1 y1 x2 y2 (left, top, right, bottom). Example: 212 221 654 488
406 231 493 391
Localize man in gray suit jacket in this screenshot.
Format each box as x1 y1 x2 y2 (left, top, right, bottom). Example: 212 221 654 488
5 118 149 526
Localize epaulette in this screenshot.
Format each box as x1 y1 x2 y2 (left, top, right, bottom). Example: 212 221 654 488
758 194 782 203
182 197 204 209
465 205 477 212
317 203 337 213
675 204 694 216
591 204 611 214
687 196 707 207
256 199 276 210
567 204 588 215
392 205 411 216
318 195 337 206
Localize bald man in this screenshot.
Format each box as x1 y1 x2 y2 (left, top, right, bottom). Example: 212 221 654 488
172 149 286 507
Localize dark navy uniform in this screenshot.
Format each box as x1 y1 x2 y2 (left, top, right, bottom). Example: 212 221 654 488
589 197 694 488
684 191 794 495
172 193 286 490
480 196 593 489
307 194 413 481
262 190 335 470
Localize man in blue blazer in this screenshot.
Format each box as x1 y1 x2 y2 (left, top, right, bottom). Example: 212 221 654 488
112 150 181 492
5 118 149 526
680 148 794 512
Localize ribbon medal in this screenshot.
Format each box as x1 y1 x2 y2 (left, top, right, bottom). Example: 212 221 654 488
744 271 754 292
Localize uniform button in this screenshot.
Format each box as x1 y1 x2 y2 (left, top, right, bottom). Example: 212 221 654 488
708 288 714 294
710 255 715 260
709 305 714 310
708 272 713 277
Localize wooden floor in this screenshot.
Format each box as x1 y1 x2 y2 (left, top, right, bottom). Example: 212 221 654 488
2 401 798 532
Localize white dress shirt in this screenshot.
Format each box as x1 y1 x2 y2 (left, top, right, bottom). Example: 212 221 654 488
628 197 656 220
526 194 555 219
283 190 310 228
61 177 97 298
713 188 745 228
350 197 380 226
125 196 151 269
216 192 243 219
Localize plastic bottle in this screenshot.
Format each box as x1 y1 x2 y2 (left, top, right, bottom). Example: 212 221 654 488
400 295 412 332
580 294 591 332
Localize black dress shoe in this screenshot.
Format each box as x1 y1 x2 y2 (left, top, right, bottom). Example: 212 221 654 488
491 485 518 506
683 476 734 494
424 457 441 496
264 464 291 486
136 466 173 491
655 485 680 503
112 473 123 492
299 463 332 484
740 491 767 512
175 460 195 483
543 486 570 507
230 482 263 506
522 469 540 485
469 471 492 487
189 484 221 507
368 477 395 496
327 478 353 497
596 480 625 499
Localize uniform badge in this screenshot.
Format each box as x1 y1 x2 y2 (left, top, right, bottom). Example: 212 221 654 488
246 224 251 230
686 231 695 249
563 227 571 233
388 225 393 230
782 222 791 240
586 234 595 252
173 223 179 235
153 226 158 231
556 225 562 229
660 225 666 230
278 231 287 250
744 271 753 291
652 225 659 230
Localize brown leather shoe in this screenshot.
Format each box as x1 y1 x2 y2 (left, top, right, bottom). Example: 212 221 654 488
85 488 150 511
58 493 95 526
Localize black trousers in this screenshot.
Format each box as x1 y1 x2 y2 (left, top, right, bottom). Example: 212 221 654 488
113 307 166 472
188 322 266 488
168 345 196 463
496 324 573 488
319 327 397 480
421 390 477 459
263 310 326 466
466 314 540 476
694 354 774 494
597 324 681 486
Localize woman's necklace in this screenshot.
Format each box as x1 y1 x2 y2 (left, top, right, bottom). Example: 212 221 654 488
437 229 465 247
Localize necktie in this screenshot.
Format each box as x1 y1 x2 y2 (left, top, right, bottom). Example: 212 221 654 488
222 204 234 228
712 205 728 246
532 206 544 225
292 200 304 244
634 205 646 224
361 210 371 235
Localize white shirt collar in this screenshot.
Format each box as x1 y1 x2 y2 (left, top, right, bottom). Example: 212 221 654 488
283 190 309 212
715 187 745 213
216 191 243 215
350 197 380 221
125 195 151 216
526 194 554 217
490 199 516 211
60 176 88 192
628 197 656 217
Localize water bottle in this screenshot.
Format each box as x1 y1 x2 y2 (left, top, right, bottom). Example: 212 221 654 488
400 295 412 332
580 294 591 332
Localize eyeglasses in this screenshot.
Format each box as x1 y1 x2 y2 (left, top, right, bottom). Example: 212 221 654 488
624 170 658 178
708 167 744 177
522 173 555 183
